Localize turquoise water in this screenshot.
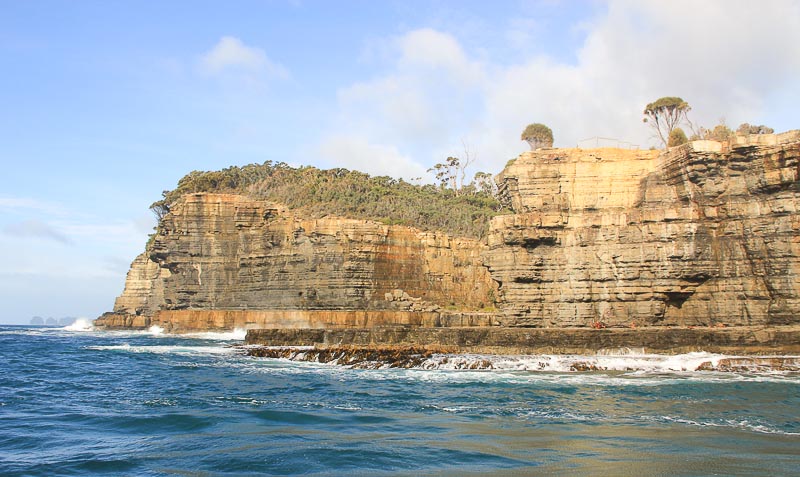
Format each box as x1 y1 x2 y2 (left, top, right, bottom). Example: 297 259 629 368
1 324 798 476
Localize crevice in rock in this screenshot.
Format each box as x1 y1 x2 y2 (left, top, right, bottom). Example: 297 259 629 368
521 237 559 249
665 291 693 309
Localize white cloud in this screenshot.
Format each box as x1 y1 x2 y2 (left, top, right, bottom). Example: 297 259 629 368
319 1 800 178
505 17 542 52
323 29 488 177
0 196 69 217
397 28 484 84
199 36 289 80
57 221 142 240
3 219 71 244
484 0 800 152
318 135 428 180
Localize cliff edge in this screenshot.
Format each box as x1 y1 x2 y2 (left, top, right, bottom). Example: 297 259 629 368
97 130 800 350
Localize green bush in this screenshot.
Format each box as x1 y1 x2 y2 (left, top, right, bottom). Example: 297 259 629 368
151 161 507 239
667 127 688 147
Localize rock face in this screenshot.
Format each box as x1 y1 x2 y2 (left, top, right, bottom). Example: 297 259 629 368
245 325 800 355
98 131 800 335
98 194 496 331
488 131 800 328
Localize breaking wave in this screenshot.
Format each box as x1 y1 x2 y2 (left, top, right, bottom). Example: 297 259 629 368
87 344 237 356
247 346 800 376
62 318 94 332
419 350 731 372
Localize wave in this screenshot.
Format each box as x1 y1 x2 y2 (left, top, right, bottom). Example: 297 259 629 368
247 345 800 374
239 362 800 390
244 347 800 386
98 325 247 341
62 318 95 332
418 351 732 372
643 415 800 436
87 344 238 356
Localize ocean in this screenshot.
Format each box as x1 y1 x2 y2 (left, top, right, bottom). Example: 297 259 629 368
1 322 798 476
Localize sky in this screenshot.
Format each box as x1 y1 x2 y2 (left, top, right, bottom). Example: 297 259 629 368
1 0 799 324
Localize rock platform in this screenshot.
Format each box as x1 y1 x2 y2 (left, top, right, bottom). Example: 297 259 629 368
244 325 800 355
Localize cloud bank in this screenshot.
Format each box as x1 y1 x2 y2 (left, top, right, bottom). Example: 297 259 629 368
318 0 800 178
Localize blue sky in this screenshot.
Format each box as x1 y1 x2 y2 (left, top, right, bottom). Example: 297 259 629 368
1 0 798 323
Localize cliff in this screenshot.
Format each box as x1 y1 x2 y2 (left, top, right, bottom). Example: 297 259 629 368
98 194 496 331
488 131 800 328
97 131 800 342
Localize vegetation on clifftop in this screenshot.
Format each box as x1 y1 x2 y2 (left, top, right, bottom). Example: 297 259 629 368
151 162 506 239
148 104 779 241
520 123 554 150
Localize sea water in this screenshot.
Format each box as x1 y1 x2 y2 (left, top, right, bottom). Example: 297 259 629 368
1 323 798 476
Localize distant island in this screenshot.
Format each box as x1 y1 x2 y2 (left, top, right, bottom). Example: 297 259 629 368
30 316 77 326
96 129 800 357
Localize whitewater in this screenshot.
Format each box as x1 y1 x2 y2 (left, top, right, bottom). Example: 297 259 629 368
1 323 798 476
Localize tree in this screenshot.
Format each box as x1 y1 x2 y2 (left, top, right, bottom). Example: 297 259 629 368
473 171 497 197
667 127 688 147
150 190 171 220
521 123 554 150
737 123 774 135
643 97 691 147
427 141 476 196
428 157 460 192
707 123 733 142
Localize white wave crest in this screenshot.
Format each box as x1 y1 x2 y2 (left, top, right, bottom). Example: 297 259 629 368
147 325 165 335
62 318 94 332
418 351 742 373
87 344 237 355
645 415 800 436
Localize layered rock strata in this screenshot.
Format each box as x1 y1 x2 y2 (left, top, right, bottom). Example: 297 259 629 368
244 325 800 355
97 194 496 332
488 131 800 328
98 131 800 339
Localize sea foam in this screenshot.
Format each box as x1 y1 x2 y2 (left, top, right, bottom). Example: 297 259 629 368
419 351 741 373
62 318 94 332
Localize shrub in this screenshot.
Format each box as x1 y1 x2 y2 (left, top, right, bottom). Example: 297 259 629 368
151 161 507 239
668 127 688 147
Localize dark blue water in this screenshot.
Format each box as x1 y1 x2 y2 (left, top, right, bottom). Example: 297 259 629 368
1 324 798 476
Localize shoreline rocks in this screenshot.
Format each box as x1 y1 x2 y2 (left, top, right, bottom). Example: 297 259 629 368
242 344 800 372
244 325 800 355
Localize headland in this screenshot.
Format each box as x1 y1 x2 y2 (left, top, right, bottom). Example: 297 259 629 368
96 131 800 357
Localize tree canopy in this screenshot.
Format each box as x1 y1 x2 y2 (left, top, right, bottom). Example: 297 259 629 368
643 96 690 147
520 123 554 150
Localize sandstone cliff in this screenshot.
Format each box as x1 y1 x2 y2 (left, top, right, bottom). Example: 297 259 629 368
99 194 496 331
97 131 800 334
488 131 800 328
